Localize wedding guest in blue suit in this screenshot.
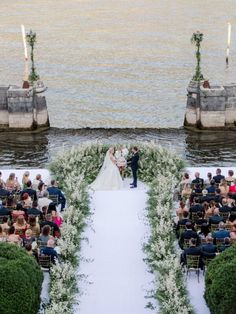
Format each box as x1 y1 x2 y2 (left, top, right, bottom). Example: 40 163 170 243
47 180 66 210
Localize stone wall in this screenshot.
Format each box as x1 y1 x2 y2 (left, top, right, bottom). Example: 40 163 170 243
184 81 236 130
0 85 49 130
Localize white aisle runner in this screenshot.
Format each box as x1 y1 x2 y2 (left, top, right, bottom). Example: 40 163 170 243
76 181 154 314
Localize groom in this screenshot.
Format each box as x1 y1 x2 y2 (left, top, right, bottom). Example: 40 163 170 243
127 147 139 188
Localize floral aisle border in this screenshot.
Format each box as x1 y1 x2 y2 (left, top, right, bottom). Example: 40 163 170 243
46 141 193 314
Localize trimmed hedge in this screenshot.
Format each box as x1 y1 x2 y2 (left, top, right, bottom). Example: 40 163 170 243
0 242 43 314
205 245 236 314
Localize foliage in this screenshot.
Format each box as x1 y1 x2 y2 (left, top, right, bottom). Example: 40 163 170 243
204 245 236 314
191 31 204 82
48 141 193 313
0 242 43 314
26 30 40 84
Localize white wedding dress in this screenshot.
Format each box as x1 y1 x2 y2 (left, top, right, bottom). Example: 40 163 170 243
90 150 123 191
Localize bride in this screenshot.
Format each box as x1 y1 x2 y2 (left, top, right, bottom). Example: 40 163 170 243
90 147 123 191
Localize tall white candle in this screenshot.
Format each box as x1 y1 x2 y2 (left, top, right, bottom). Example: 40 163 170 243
21 24 28 60
226 22 231 65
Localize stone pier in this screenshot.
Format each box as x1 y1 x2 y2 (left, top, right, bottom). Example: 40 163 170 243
184 81 236 130
0 85 49 131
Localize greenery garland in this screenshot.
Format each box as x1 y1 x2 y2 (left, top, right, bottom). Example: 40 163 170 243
191 31 204 82
47 142 193 313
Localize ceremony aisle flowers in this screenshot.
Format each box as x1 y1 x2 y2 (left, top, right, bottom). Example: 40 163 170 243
47 142 193 314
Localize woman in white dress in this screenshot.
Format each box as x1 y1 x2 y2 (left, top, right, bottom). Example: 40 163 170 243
115 146 128 180
90 147 123 191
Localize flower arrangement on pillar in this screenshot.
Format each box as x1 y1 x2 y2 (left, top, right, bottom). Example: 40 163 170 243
191 31 204 82
26 30 40 85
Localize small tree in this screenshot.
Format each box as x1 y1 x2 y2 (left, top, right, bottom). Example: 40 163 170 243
191 31 204 82
26 30 40 85
205 245 236 314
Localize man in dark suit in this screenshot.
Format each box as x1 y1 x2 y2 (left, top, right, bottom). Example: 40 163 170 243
179 222 199 249
47 180 66 210
201 236 217 258
21 180 37 201
180 238 203 269
0 182 10 198
0 200 11 217
191 172 204 189
189 198 204 219
212 222 230 244
206 180 216 194
40 239 58 264
27 201 44 220
209 208 223 226
213 168 225 184
127 147 139 189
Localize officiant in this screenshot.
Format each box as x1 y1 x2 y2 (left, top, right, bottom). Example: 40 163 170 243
127 147 139 188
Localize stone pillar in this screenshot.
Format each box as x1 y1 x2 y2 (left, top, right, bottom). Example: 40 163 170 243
184 80 198 127
199 86 226 128
34 94 50 127
7 86 35 129
0 86 9 127
224 83 236 126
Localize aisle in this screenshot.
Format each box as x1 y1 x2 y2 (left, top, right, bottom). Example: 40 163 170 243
76 181 154 314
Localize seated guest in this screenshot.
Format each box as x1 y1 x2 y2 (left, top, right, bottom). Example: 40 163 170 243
40 213 60 237
40 239 58 264
205 201 217 219
213 222 230 243
47 203 57 215
38 191 52 211
180 173 191 187
219 199 232 213
5 173 20 192
213 168 225 184
198 223 211 241
201 236 217 257
0 182 10 198
12 203 26 221
200 190 214 203
189 198 204 219
22 193 33 209
209 208 223 226
28 215 40 238
47 180 66 210
37 182 46 198
192 184 202 195
32 174 43 191
27 201 43 220
38 225 54 246
207 180 216 194
180 238 203 269
13 215 28 238
181 183 192 199
226 170 235 183
52 211 63 228
21 180 37 201
176 201 188 219
179 222 199 249
22 171 30 189
219 179 229 197
214 188 223 204
22 229 36 247
192 172 204 188
0 200 11 217
205 172 212 187
25 243 38 261
223 193 236 206
0 216 10 233
176 211 192 237
229 179 236 193
7 226 21 246
195 211 208 226
218 237 231 252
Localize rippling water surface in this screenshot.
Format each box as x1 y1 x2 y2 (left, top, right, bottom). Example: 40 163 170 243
0 129 236 168
0 1 236 128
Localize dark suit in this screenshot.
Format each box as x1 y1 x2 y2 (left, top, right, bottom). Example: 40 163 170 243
192 178 204 188
40 247 58 264
127 152 139 187
47 186 66 209
213 174 225 184
0 188 10 198
0 206 11 217
209 215 223 226
21 188 37 201
201 243 217 258
181 246 203 269
27 207 43 220
179 229 199 249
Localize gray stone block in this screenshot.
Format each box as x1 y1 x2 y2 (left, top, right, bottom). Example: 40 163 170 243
200 96 226 111
224 84 236 97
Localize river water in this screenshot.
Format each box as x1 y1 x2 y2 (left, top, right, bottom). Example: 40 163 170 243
0 0 236 128
0 1 236 167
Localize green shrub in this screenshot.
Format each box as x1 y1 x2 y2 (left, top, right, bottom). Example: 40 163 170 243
205 245 236 314
0 242 43 314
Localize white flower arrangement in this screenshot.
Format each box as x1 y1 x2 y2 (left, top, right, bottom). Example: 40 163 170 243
47 141 193 314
